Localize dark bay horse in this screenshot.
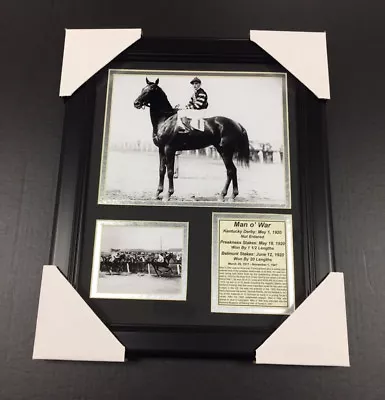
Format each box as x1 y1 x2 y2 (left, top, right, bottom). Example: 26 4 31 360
134 78 250 200
147 253 175 277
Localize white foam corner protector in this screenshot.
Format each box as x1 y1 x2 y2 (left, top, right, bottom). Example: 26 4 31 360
59 28 142 97
254 272 350 366
33 265 125 362
250 30 330 99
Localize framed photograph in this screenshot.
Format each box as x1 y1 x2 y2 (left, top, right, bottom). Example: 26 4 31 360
99 69 290 208
51 37 334 359
90 220 189 301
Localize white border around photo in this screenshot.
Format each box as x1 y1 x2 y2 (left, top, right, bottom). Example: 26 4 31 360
90 220 189 301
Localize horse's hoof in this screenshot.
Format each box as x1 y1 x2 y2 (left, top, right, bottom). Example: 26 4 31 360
219 194 226 202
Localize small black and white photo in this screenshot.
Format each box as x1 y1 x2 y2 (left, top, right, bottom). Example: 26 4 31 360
99 70 290 208
90 220 189 300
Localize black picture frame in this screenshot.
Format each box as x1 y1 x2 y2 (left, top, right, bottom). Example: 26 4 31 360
50 37 334 360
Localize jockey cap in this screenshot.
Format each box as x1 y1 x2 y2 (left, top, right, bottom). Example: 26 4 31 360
190 77 201 84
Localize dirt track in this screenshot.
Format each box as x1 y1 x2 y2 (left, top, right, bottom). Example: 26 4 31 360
101 150 287 207
97 273 183 298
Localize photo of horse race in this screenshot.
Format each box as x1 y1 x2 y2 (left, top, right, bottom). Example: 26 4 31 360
99 70 290 208
90 220 189 300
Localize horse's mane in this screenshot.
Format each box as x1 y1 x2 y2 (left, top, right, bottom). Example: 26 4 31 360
156 86 174 112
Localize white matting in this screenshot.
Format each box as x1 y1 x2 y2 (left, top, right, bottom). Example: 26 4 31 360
33 265 125 362
255 272 350 366
250 30 330 99
59 28 141 96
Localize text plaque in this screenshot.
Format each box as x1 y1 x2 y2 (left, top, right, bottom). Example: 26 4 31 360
212 213 295 315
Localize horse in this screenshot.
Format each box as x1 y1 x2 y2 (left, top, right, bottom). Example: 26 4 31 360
147 253 175 277
102 252 128 275
133 78 250 201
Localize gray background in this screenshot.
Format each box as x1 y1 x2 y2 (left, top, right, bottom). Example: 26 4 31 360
1 1 384 399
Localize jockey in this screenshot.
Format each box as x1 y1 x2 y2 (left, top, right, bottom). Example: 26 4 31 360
179 77 208 132
157 253 164 263
186 77 208 111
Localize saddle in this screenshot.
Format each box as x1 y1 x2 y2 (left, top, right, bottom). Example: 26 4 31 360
180 116 205 132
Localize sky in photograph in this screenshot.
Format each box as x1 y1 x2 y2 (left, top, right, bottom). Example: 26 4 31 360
100 224 184 252
107 70 287 148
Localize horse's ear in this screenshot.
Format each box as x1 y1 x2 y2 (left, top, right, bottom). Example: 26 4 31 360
155 78 159 85
146 77 150 85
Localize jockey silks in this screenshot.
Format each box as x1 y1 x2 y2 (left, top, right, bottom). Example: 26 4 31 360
186 87 208 110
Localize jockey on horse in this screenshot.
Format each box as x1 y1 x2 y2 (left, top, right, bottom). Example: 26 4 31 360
178 77 208 132
134 78 250 201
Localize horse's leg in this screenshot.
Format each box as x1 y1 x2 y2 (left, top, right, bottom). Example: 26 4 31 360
215 147 236 200
230 156 239 199
156 148 166 199
165 146 176 199
160 263 171 275
162 261 171 274
174 153 179 178
150 262 159 277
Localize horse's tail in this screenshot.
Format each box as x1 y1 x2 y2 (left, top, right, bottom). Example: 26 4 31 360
235 124 250 167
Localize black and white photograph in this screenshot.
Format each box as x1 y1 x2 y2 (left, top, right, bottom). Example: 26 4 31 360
90 220 189 300
98 70 290 208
